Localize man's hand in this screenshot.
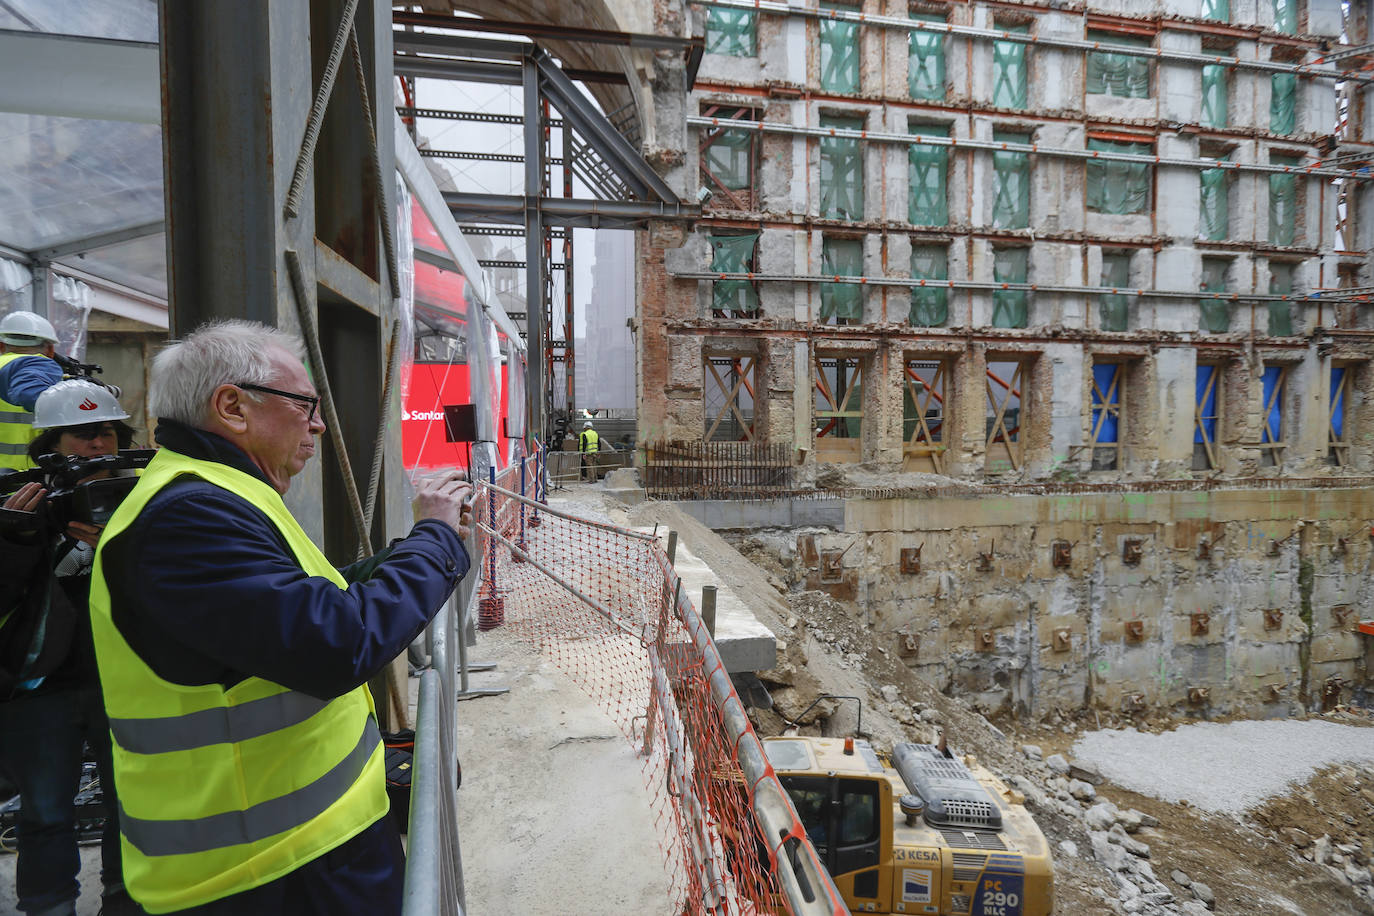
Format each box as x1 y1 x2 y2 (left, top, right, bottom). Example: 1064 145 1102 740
414 470 474 540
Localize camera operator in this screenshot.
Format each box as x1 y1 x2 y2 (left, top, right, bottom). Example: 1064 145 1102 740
0 379 139 916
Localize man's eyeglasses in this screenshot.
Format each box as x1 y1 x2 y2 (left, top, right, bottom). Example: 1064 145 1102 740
236 383 320 422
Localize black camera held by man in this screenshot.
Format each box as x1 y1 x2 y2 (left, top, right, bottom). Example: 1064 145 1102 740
0 450 154 534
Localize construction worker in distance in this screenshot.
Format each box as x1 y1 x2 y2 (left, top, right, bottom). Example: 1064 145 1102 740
0 380 140 916
0 311 63 471
578 419 599 481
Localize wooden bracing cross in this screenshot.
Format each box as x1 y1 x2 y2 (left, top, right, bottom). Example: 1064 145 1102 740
704 356 757 442
1329 366 1352 466
1194 366 1220 470
903 361 946 473
985 361 1025 471
1260 364 1289 461
698 105 756 211
1089 364 1123 453
814 354 864 437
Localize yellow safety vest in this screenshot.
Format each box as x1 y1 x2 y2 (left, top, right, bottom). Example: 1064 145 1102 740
579 429 599 453
89 448 388 914
0 352 42 470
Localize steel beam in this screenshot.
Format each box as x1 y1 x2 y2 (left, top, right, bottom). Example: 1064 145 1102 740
444 192 701 228
523 57 547 440
34 220 166 262
393 9 701 53
0 29 159 123
393 56 523 86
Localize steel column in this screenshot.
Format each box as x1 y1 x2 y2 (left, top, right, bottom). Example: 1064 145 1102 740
523 57 547 439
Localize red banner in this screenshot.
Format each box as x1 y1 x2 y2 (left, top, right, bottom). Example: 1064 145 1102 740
402 361 512 472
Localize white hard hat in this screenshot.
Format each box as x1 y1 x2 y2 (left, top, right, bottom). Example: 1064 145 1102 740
33 380 129 429
583 421 593 429
0 311 58 346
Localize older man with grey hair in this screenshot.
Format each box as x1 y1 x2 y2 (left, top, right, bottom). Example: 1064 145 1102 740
89 320 472 915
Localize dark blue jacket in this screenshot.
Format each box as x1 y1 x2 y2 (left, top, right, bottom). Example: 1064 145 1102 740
0 354 61 411
100 419 469 915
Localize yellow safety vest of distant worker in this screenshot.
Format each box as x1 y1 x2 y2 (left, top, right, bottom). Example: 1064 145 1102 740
88 449 388 914
578 425 599 453
0 352 38 469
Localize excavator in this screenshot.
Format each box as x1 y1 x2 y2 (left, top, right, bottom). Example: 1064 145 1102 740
764 734 1054 915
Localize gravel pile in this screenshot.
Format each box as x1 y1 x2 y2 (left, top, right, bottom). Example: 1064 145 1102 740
1071 719 1374 815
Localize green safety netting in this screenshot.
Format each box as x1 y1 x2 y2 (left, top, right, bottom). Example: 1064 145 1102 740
1199 260 1230 333
1269 158 1299 246
992 131 1029 229
1201 64 1228 127
1086 138 1151 214
1200 163 1229 240
820 116 864 221
910 246 948 326
1203 0 1230 20
1271 73 1297 135
710 233 760 315
1268 264 1294 336
1085 32 1150 99
908 124 948 226
1274 0 1298 34
820 3 860 93
820 238 864 322
703 126 752 190
909 15 946 100
706 7 756 56
992 248 1028 328
992 26 1028 109
1099 253 1130 331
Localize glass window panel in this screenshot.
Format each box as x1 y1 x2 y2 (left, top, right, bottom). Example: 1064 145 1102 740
992 248 1028 328
1269 155 1300 246
908 123 949 226
1262 365 1285 448
1086 138 1152 214
1274 0 1298 34
992 25 1028 109
1200 258 1230 333
820 115 864 221
1268 262 1295 336
909 15 946 101
992 130 1030 229
703 126 752 191
909 245 948 326
1271 73 1297 135
709 233 759 316
1203 0 1230 21
820 237 864 322
1200 160 1230 241
1201 64 1228 128
820 2 860 93
706 7 756 56
1099 252 1130 331
1085 31 1152 99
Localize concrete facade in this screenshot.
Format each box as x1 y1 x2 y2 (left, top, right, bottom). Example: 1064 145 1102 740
634 0 1374 714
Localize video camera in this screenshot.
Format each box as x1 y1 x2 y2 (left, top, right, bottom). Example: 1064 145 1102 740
0 450 155 534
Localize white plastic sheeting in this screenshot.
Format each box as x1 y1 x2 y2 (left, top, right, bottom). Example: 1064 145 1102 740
0 258 32 314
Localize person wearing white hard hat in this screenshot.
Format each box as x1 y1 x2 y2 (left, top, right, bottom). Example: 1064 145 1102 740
0 311 63 471
577 420 599 480
0 379 140 916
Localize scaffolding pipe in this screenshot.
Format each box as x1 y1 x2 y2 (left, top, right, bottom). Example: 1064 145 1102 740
691 0 1374 84
686 117 1372 181
671 270 1368 304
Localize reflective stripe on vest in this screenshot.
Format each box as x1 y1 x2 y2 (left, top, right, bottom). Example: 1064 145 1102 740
119 716 381 857
0 352 40 470
90 448 388 913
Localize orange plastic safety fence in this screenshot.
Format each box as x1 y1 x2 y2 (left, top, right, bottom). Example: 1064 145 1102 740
476 479 785 916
